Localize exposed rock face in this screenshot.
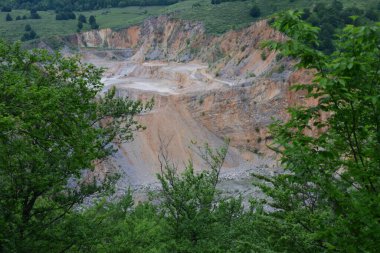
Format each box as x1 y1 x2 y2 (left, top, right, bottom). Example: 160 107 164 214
187 79 289 151
72 16 288 79
137 16 205 62
61 16 310 191
78 27 140 48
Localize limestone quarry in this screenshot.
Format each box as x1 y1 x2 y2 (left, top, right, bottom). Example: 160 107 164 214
61 16 309 199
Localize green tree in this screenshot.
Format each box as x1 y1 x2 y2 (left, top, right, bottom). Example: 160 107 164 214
24 24 31 31
250 5 261 18
50 193 170 253
53 142 244 253
157 142 244 252
365 9 379 21
1 6 12 12
78 14 86 23
331 0 343 12
77 21 83 32
211 0 221 4
29 9 41 19
5 13 12 21
89 15 96 25
0 41 153 252
256 11 380 252
21 27 38 41
89 15 99 29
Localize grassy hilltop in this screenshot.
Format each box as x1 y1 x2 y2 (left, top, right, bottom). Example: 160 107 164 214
0 0 378 42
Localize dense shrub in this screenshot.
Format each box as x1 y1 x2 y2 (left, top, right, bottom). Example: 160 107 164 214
29 9 41 19
5 13 12 21
250 5 261 18
56 11 76 20
1 6 12 12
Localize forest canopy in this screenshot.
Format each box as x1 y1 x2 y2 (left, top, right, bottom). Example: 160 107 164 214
1 0 181 11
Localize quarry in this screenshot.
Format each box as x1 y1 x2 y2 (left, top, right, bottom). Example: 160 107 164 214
60 16 309 200
2 1 378 250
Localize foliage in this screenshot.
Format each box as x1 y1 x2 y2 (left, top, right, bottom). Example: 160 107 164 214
78 14 86 23
29 9 41 19
77 21 83 32
301 0 379 53
250 5 261 18
57 194 171 253
156 142 245 252
211 0 249 4
0 0 379 42
42 142 247 253
0 6 166 42
5 13 12 21
55 11 76 20
258 11 380 252
0 3 380 253
89 15 100 29
211 0 221 4
21 25 38 41
52 9 380 252
3 0 181 11
0 41 152 252
1 6 12 12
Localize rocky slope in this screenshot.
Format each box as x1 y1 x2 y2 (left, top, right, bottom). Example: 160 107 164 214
75 16 289 79
62 16 309 195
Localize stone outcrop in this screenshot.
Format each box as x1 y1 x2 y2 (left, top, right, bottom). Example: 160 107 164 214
77 26 140 48
71 16 288 80
56 15 313 190
186 79 289 151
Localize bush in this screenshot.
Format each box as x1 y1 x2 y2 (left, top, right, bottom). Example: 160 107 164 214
5 13 12 21
78 14 86 23
89 15 99 29
260 51 267 60
1 6 12 12
25 24 32 31
77 21 83 32
0 41 151 251
89 15 96 25
250 5 261 18
56 11 76 20
365 9 379 21
258 12 380 251
21 29 37 41
29 10 41 19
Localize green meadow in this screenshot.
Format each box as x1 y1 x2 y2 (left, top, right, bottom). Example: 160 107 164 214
0 0 377 42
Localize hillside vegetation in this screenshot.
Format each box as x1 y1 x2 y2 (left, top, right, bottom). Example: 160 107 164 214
0 0 379 42
1 0 181 10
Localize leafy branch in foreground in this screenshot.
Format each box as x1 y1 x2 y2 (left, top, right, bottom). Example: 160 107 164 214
157 141 244 252
61 142 246 253
255 11 380 252
0 41 152 252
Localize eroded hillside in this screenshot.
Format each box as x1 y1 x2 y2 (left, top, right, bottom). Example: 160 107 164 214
63 16 308 195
